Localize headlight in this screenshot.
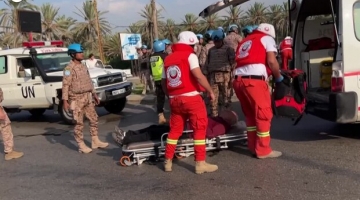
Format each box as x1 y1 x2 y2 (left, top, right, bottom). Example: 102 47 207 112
122 72 127 81
92 78 98 87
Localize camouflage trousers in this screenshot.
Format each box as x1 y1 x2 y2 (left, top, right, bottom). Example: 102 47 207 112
0 107 13 153
70 93 98 144
208 72 233 117
140 69 154 93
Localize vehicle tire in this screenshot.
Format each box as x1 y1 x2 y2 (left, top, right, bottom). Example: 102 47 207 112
28 108 46 117
104 98 127 114
58 101 75 125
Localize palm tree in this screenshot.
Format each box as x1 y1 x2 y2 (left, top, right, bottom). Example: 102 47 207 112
55 15 77 45
223 6 245 28
182 13 199 32
199 14 220 32
72 1 111 52
245 2 269 25
162 19 180 42
103 33 121 58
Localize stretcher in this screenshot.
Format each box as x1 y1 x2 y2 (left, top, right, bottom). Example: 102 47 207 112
119 122 247 166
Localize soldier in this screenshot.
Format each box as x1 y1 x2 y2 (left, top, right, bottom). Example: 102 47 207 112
224 24 243 52
0 88 24 161
139 45 154 94
163 39 172 55
195 34 204 57
206 30 236 117
62 43 109 154
199 30 215 73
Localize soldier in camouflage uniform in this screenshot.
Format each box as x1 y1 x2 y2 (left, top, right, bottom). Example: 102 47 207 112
195 34 204 57
224 24 243 52
62 43 109 154
0 88 24 161
139 45 154 94
163 39 173 55
205 30 236 117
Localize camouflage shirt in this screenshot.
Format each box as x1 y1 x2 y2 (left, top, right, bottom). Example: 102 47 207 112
139 52 150 70
224 32 243 52
199 41 215 74
0 88 3 103
206 44 236 73
62 60 95 101
195 44 203 57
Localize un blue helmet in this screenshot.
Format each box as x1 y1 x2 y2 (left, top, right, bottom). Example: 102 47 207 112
228 24 239 32
162 39 171 45
196 34 203 40
252 25 259 30
141 45 148 49
153 40 165 53
211 30 225 41
67 43 84 55
242 25 254 37
204 30 215 41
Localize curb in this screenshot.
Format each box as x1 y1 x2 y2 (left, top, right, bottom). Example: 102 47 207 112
127 94 156 105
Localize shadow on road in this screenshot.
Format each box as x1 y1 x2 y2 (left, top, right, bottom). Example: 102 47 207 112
95 132 122 163
43 127 78 151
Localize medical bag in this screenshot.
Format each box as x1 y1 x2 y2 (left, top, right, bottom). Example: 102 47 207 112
271 69 307 125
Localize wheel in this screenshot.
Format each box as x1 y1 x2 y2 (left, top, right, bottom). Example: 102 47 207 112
119 156 132 166
58 101 75 125
104 98 127 114
28 108 46 117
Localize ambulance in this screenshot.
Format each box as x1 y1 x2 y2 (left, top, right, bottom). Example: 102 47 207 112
201 0 360 124
0 40 132 124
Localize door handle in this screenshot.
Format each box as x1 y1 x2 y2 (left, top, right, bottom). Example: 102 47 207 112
17 84 21 86
33 83 41 85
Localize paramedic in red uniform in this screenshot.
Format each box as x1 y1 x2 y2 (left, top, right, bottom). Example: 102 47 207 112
279 36 293 70
161 31 218 174
233 23 283 159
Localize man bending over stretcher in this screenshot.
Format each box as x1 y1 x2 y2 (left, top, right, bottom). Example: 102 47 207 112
112 110 240 146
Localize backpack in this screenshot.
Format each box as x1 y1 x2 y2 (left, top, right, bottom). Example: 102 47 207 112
271 69 307 125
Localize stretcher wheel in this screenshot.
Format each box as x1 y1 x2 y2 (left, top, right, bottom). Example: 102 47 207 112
119 156 132 166
175 148 185 159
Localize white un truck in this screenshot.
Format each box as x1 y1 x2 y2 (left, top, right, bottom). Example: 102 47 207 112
0 40 132 124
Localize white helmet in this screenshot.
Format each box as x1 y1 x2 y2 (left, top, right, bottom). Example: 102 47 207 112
177 31 199 45
256 23 276 39
285 36 292 39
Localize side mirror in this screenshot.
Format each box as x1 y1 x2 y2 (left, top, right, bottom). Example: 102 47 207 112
24 69 35 79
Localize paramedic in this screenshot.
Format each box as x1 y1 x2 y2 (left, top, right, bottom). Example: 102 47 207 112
161 31 218 174
206 30 236 116
233 23 283 159
224 24 242 52
279 36 293 70
163 39 172 55
195 34 204 57
112 110 239 146
150 40 168 124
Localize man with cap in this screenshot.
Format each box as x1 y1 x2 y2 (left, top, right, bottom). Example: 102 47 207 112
233 23 283 159
163 39 172 55
224 24 243 52
195 34 204 57
205 30 236 117
161 31 218 174
150 40 168 124
199 30 215 71
279 36 293 70
139 45 154 94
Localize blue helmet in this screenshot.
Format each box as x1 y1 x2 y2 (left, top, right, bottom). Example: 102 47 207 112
153 40 165 52
162 39 171 45
141 45 147 49
252 25 259 30
228 24 239 32
196 34 203 39
211 30 225 41
67 43 84 55
204 30 215 41
218 27 224 31
242 25 254 36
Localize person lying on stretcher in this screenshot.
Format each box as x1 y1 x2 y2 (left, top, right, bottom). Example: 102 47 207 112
112 110 241 146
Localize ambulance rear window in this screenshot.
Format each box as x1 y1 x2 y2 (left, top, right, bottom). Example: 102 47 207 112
353 2 360 40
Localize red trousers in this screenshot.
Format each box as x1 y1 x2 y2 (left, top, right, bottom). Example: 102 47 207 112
165 95 208 161
281 49 292 70
233 76 273 156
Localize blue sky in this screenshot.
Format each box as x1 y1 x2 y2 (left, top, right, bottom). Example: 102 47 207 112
1 0 287 32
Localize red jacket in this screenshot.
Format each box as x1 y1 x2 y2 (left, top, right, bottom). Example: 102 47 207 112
235 31 272 76
164 44 204 95
280 38 292 51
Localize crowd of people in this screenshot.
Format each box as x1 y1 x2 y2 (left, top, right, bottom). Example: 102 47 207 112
0 22 294 176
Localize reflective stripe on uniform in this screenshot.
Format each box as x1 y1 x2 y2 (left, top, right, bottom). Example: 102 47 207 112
246 126 256 131
257 131 270 137
167 138 178 145
194 139 206 145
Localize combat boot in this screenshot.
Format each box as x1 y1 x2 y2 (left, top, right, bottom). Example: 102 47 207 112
91 136 109 149
195 161 218 174
257 150 282 159
78 142 92 153
158 113 167 124
164 159 172 172
5 150 24 161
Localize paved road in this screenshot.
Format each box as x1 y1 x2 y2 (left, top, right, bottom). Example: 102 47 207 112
1 100 360 200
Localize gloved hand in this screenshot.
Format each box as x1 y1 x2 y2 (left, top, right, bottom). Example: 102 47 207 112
275 75 284 83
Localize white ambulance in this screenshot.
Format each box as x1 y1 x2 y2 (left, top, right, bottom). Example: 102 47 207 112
0 40 133 124
201 0 360 124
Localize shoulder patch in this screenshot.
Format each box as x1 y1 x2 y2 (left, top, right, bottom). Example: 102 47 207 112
64 69 71 76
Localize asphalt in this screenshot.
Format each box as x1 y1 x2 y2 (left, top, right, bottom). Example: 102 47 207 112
1 96 360 199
